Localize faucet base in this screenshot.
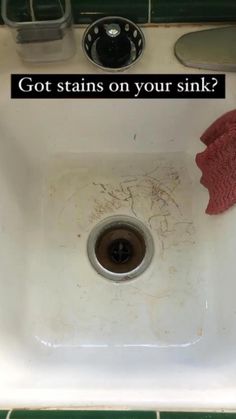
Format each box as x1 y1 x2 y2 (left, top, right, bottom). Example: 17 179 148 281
175 26 236 72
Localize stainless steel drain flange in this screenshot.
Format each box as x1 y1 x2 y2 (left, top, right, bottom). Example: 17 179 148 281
87 216 154 282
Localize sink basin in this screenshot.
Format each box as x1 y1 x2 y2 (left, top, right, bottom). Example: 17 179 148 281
1 25 236 410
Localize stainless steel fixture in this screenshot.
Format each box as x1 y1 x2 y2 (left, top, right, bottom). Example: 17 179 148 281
175 26 236 72
82 16 145 71
87 216 154 282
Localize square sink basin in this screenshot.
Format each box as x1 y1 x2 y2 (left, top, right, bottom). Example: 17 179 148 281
0 26 236 410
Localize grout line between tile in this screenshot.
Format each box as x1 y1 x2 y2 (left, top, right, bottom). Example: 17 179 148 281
148 0 152 23
5 410 13 419
156 413 160 419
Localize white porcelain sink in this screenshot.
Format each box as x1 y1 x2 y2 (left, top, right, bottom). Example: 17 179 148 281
1 25 236 410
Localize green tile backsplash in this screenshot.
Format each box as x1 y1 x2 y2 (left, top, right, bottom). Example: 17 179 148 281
151 0 236 23
10 412 156 419
71 0 149 24
160 414 236 419
5 0 66 22
1 0 236 24
0 413 236 419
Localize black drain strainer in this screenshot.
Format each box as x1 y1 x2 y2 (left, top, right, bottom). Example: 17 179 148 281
82 16 145 71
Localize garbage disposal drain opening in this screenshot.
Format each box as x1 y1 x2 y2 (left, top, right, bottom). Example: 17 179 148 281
87 216 154 282
108 238 133 264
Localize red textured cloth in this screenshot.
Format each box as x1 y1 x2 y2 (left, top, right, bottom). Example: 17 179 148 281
196 110 236 215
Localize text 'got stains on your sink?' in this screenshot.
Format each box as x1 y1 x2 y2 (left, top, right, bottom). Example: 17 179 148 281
11 74 225 99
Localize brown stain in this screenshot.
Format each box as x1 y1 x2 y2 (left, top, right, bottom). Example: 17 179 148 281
49 185 57 198
90 164 181 220
197 327 203 337
48 158 195 261
129 284 172 301
89 196 122 223
87 163 195 258
169 266 177 274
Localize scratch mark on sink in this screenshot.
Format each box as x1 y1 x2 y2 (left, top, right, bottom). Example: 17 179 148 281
89 196 122 223
92 182 107 191
129 284 172 301
125 186 138 217
88 164 184 231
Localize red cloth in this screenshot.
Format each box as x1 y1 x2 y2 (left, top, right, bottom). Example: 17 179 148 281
196 110 236 214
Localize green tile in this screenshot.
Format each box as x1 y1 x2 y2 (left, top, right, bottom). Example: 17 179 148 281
2 0 236 25
161 414 236 419
71 0 149 24
4 0 66 22
11 411 156 419
151 0 236 22
1 0 149 24
0 412 8 419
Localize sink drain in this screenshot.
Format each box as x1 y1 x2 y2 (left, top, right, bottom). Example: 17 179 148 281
87 216 154 282
108 238 133 264
82 16 145 71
